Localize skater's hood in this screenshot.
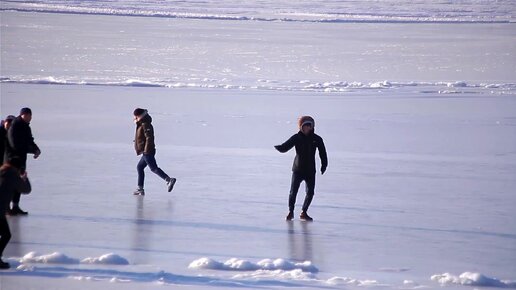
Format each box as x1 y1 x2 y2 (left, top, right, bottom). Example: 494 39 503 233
135 110 152 124
139 113 152 124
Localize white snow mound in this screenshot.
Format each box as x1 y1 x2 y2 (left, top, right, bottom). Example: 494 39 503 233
20 252 80 264
81 253 130 265
431 272 516 288
188 257 318 273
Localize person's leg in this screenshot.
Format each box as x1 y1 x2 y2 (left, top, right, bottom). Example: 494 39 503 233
288 172 303 213
302 173 316 213
0 217 12 263
137 155 148 188
11 155 27 214
144 154 170 181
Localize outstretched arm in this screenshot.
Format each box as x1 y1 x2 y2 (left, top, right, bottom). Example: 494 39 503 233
274 134 297 153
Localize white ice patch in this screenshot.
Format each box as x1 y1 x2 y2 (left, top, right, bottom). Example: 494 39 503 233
188 257 318 273
431 272 516 288
20 252 80 264
81 253 130 265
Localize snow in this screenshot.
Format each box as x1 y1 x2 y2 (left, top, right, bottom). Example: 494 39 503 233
431 272 516 288
1 1 516 289
188 257 318 273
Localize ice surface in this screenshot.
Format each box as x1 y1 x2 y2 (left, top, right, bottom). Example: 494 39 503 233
1 2 516 289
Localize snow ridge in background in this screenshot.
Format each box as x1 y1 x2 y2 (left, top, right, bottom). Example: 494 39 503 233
1 77 514 95
188 257 318 273
431 272 516 288
1 0 515 23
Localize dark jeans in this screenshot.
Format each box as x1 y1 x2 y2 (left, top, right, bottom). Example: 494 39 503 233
289 171 316 212
137 153 170 188
0 217 11 258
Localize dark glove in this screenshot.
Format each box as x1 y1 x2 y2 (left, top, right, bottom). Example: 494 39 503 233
34 149 41 159
321 166 327 175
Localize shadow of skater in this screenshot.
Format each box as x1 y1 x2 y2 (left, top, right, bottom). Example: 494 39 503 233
131 197 150 264
287 222 314 262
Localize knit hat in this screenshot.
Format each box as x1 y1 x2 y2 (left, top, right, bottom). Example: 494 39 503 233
298 116 315 129
133 108 147 116
20 107 32 115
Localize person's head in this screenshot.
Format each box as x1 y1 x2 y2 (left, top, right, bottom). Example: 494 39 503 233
3 115 15 130
133 108 147 122
298 116 315 136
20 107 32 123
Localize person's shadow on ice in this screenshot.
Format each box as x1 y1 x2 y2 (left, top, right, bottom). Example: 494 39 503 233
287 222 313 262
131 197 150 264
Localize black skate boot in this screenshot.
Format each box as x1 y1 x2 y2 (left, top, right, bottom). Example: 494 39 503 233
11 206 28 215
286 211 294 221
0 260 10 270
133 187 145 196
300 211 313 221
167 178 176 192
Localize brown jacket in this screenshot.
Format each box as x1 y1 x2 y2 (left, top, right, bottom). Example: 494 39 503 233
134 113 156 155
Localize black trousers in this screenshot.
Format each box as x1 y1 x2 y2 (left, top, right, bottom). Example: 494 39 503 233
12 154 27 205
289 172 315 212
0 217 11 258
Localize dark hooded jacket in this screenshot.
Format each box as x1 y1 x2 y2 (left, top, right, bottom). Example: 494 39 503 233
134 113 156 155
6 116 40 160
0 124 6 164
0 164 31 215
275 131 328 174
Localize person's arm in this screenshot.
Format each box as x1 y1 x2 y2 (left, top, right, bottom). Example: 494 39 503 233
143 123 155 154
274 134 297 153
27 127 41 158
318 137 328 174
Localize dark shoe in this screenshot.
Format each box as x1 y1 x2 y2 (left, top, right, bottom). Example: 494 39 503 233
12 206 28 215
0 260 10 269
286 211 294 221
5 209 17 216
167 178 176 192
300 211 313 221
133 188 145 196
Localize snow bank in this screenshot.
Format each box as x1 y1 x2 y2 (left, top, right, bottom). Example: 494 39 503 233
18 252 129 265
2 77 515 94
232 269 317 281
431 272 516 288
188 257 318 273
81 253 130 265
327 276 383 287
20 252 80 264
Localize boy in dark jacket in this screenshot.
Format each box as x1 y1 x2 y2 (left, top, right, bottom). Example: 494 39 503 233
133 108 176 195
0 157 32 269
6 108 40 215
275 116 328 221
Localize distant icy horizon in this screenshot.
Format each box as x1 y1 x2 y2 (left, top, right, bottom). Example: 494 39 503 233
1 0 515 23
